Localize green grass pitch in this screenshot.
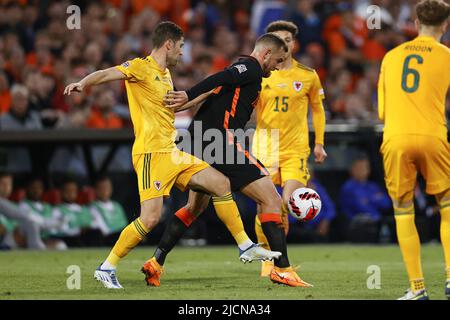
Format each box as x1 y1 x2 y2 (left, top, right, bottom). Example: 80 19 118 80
0 244 448 300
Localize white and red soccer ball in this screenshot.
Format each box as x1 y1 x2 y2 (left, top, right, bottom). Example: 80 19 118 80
288 187 322 221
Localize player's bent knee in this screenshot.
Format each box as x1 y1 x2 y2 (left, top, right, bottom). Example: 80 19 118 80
213 176 231 196
260 193 282 213
139 212 161 230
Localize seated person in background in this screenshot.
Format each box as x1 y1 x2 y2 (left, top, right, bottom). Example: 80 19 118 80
53 178 96 247
0 172 45 249
339 153 392 242
19 177 67 250
0 84 42 130
0 212 19 250
287 173 336 243
90 176 128 246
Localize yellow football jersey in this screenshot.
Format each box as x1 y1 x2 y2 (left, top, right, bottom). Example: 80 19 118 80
116 56 177 154
252 60 326 160
378 36 450 140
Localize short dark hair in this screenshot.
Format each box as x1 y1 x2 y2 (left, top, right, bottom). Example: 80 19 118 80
256 33 288 53
416 0 450 26
152 21 184 48
265 20 298 37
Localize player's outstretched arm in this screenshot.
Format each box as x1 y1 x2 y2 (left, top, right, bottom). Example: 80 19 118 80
165 89 214 112
64 67 127 95
164 66 246 109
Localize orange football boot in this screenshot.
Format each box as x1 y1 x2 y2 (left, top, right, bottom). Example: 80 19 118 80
270 266 313 287
141 257 163 287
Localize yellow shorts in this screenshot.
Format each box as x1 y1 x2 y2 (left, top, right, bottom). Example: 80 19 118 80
263 154 310 187
132 149 210 202
381 135 450 199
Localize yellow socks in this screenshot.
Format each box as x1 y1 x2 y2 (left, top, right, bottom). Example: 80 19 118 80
212 193 253 250
101 218 149 269
440 203 450 279
394 209 424 292
254 215 270 250
411 278 426 292
281 200 289 235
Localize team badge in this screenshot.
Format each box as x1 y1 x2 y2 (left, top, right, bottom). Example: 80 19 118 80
154 181 162 191
293 81 303 92
234 64 247 74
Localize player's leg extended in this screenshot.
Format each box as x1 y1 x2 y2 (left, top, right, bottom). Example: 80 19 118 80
255 157 308 276
254 180 302 276
243 177 286 266
153 190 210 265
187 166 253 250
142 191 210 287
95 197 163 288
254 167 280 275
189 166 281 262
242 176 312 287
254 167 279 251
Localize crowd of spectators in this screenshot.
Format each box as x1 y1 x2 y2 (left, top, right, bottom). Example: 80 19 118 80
1 0 448 129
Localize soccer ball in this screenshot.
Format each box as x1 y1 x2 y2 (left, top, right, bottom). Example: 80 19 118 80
287 187 322 221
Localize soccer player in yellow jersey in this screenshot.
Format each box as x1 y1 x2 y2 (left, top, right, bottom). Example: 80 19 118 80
378 0 450 300
252 20 327 277
64 22 279 289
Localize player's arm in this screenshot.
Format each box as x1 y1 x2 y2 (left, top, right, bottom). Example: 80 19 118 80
311 101 327 164
165 61 257 109
377 57 386 122
64 67 127 95
164 70 234 109
169 89 215 112
309 72 327 163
